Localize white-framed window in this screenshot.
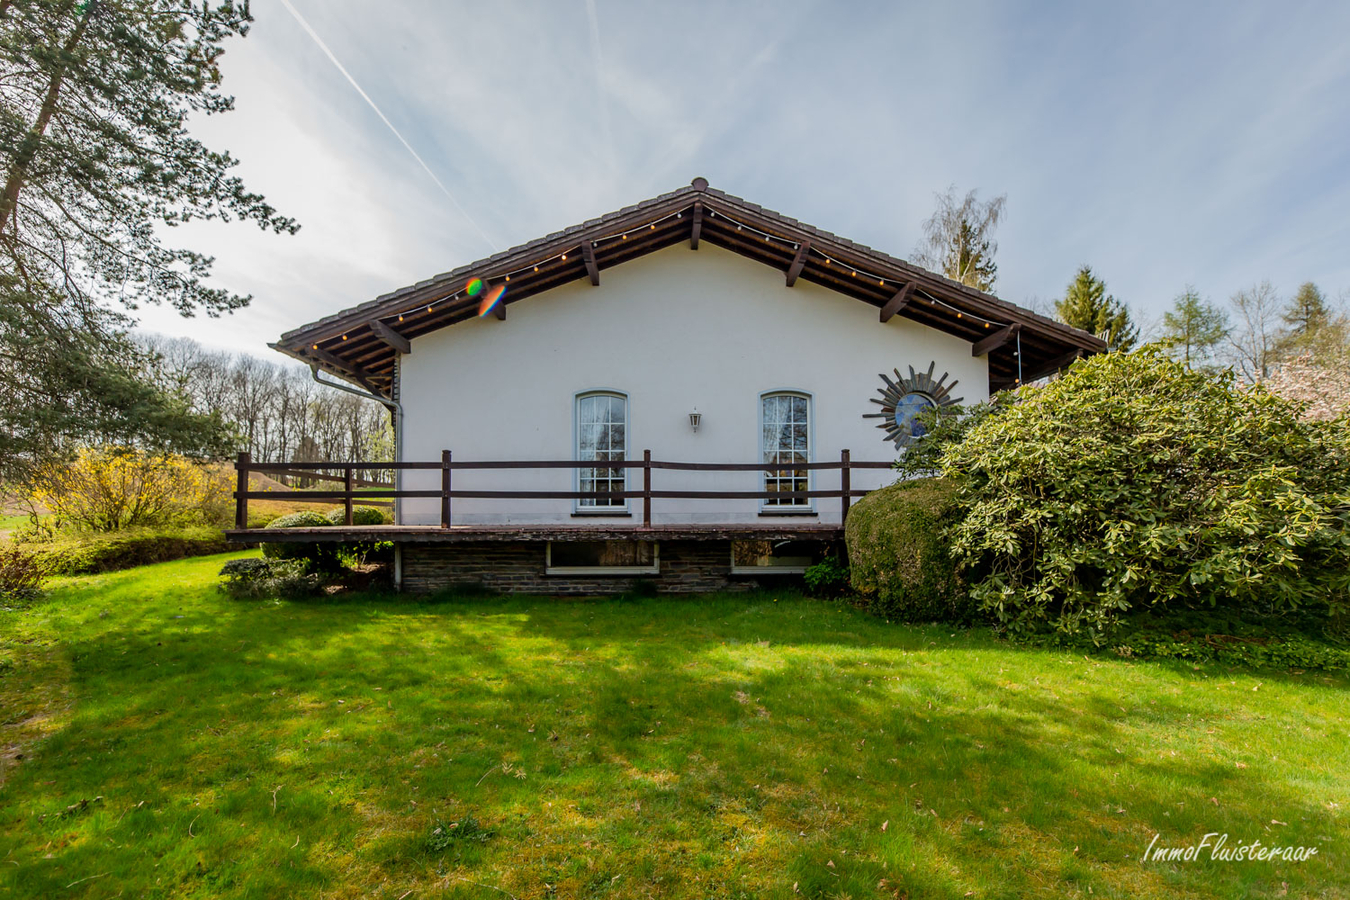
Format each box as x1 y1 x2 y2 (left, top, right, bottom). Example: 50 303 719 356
760 391 811 508
546 541 659 575
576 391 627 510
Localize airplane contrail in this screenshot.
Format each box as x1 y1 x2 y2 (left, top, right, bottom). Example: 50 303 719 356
278 0 498 251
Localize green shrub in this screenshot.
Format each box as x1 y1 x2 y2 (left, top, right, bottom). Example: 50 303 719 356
219 558 321 600
260 510 341 570
897 392 1014 479
326 507 392 565
324 505 388 526
845 478 973 623
0 543 44 607
941 349 1350 641
264 511 332 529
803 556 849 598
28 526 236 576
1044 608 1350 672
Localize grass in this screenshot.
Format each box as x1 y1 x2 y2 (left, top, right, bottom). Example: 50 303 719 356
0 555 1346 899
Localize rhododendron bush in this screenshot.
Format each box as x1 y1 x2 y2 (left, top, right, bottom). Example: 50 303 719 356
936 350 1350 640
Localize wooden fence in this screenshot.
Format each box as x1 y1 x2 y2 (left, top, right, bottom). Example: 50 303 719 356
233 451 895 529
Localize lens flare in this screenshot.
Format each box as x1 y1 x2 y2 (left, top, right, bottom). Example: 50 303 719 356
478 283 506 317
465 277 484 297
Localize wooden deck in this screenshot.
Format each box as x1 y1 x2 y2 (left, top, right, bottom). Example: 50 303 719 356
226 523 844 544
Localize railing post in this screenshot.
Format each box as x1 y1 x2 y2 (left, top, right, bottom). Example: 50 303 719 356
235 451 250 530
643 449 652 528
441 450 452 529
344 467 355 526
840 448 851 524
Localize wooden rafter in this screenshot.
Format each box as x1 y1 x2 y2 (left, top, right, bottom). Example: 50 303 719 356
582 242 600 285
785 240 811 287
369 319 411 355
274 183 1107 397
879 283 915 323
971 323 1019 358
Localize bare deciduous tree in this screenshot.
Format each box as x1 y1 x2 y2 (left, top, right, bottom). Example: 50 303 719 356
913 186 1007 292
1226 281 1282 382
139 335 391 473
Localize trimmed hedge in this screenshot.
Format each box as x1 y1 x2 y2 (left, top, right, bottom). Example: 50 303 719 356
845 477 975 623
30 527 237 576
324 505 388 526
264 511 331 529
261 510 339 569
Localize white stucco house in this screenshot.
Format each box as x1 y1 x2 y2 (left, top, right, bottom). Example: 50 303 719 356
235 179 1103 592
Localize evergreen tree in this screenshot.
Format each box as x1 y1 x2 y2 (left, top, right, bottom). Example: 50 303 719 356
1159 288 1229 367
1054 265 1138 351
1276 281 1346 359
0 0 296 477
913 186 1006 292
1282 282 1329 335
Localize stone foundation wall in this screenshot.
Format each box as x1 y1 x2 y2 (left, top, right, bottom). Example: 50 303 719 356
399 540 806 594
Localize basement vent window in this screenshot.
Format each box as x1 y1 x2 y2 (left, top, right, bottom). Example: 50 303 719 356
730 540 822 574
546 541 658 575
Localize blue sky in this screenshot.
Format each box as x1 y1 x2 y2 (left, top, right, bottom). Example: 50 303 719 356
136 0 1350 356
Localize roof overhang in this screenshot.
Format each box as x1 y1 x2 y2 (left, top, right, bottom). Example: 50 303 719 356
273 179 1106 397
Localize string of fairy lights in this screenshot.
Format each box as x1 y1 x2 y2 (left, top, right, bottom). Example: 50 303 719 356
318 202 1029 384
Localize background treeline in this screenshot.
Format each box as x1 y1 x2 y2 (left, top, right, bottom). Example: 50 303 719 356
140 335 392 471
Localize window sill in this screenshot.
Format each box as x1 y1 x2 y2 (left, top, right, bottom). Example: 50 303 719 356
571 510 633 518
546 566 658 576
757 510 818 518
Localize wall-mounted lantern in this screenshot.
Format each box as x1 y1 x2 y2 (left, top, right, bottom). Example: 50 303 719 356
689 407 702 432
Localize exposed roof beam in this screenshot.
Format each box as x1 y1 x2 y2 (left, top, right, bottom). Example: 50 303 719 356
368 319 411 355
582 242 600 286
972 323 1019 358
784 240 811 287
879 283 915 323
690 200 702 249
492 297 506 320
1024 347 1085 383
305 347 382 394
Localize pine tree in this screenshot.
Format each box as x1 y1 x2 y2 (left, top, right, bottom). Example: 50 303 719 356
1054 266 1138 351
1276 282 1346 359
1159 288 1229 367
1282 282 1329 335
0 0 296 476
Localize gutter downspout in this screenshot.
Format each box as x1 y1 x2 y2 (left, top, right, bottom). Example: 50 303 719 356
309 363 406 589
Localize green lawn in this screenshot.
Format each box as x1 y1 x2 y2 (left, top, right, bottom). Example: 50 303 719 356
1 554 1346 899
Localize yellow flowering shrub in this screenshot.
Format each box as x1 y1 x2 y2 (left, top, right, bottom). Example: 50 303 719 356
29 448 231 532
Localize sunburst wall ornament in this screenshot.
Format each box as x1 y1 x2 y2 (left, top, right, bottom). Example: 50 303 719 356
864 362 963 448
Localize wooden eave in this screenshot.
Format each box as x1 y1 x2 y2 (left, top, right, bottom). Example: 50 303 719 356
275 179 1106 397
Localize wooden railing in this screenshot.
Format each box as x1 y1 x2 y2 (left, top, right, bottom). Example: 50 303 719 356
233 450 895 529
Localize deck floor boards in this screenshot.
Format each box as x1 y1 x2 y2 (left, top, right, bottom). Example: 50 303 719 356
227 524 845 543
